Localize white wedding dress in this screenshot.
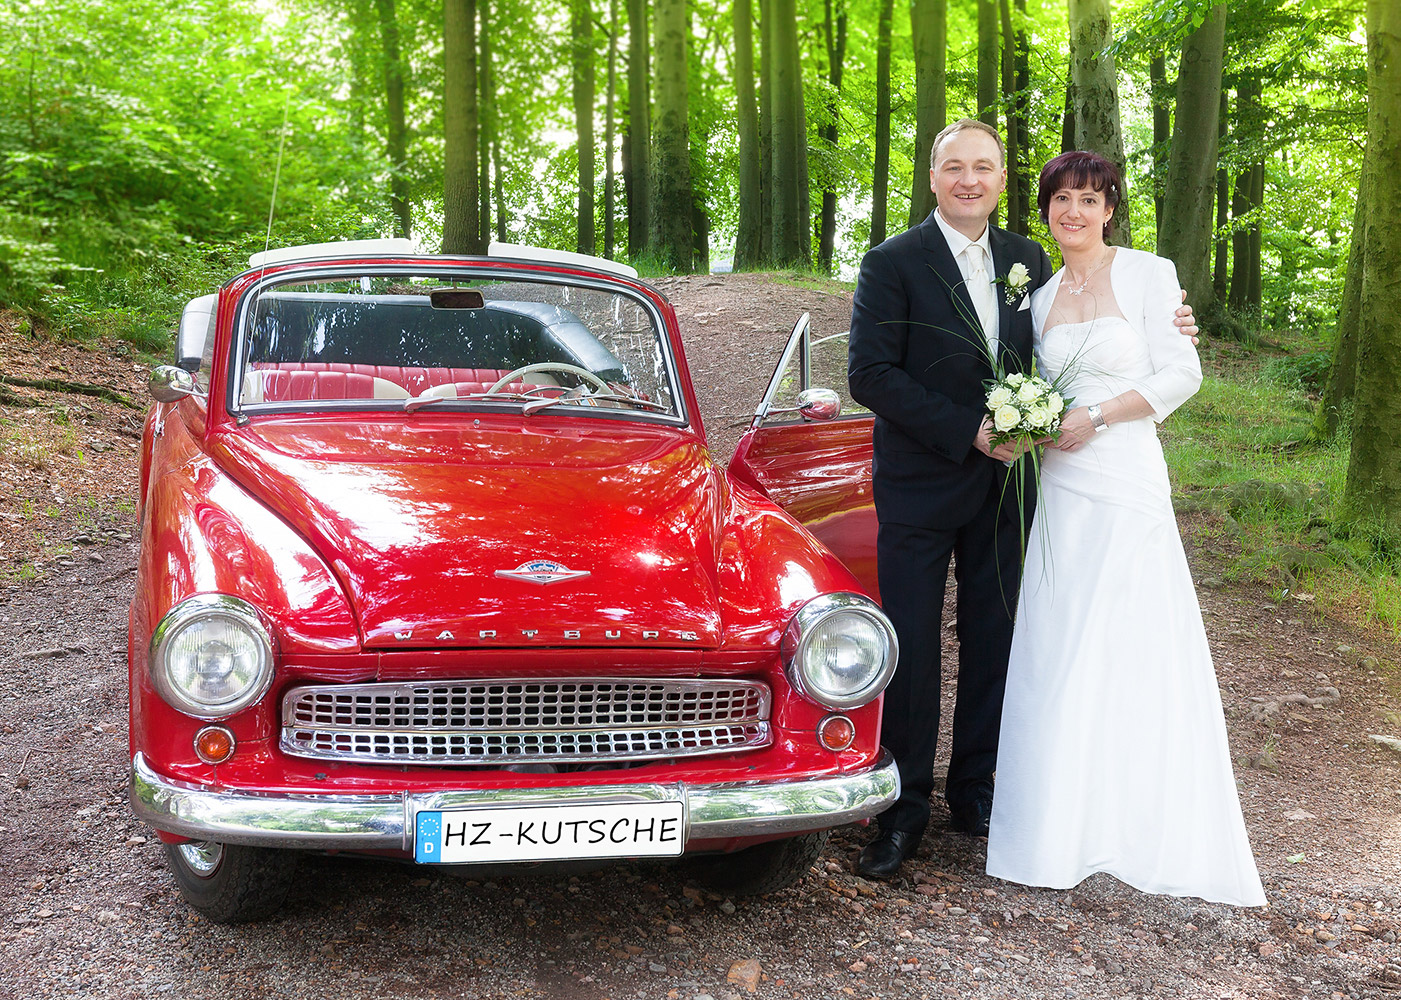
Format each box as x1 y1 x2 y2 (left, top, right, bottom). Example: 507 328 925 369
985 251 1265 907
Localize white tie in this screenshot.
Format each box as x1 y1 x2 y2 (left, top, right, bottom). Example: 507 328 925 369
962 244 998 355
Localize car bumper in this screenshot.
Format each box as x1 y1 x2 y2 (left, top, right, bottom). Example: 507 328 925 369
129 751 899 852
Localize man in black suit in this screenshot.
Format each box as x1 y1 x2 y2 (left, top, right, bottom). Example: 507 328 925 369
848 119 1193 878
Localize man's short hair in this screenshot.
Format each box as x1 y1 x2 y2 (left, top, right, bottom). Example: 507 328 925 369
930 119 1006 169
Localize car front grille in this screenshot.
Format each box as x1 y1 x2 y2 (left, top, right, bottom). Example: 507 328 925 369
280 678 772 765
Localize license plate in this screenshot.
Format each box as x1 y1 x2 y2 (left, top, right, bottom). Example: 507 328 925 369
414 800 686 864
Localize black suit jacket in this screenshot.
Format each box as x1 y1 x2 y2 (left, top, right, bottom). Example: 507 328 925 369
847 211 1054 530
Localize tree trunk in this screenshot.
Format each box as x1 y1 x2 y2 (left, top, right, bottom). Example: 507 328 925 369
1213 89 1229 299
625 0 650 257
572 0 596 255
759 0 774 260
1157 4 1226 311
604 0 618 259
908 0 945 228
375 0 412 240
1343 0 1401 535
1149 53 1169 240
478 0 493 249
1247 158 1263 308
816 0 846 274
442 0 481 254
999 0 1019 233
1012 0 1030 233
1228 76 1263 313
977 0 998 127
977 0 998 227
870 0 893 247
770 0 808 265
1060 81 1075 154
650 0 691 270
1068 0 1130 245
1313 162 1368 441
734 0 762 267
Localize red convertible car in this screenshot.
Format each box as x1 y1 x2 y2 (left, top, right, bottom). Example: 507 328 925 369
129 239 893 922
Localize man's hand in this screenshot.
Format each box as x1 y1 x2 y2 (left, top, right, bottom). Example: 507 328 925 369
974 417 1034 463
1175 289 1199 344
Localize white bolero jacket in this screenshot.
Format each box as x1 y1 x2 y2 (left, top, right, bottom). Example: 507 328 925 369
1029 246 1203 424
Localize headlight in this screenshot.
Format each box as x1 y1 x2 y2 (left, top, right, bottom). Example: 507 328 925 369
782 593 898 710
150 595 274 719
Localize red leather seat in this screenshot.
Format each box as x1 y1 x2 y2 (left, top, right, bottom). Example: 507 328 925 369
247 364 533 401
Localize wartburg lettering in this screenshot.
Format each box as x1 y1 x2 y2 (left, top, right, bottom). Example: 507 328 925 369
382 626 706 643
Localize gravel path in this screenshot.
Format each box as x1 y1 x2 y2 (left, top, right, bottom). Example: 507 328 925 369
3 275 1401 999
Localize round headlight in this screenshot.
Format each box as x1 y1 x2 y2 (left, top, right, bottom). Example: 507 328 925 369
150 595 274 719
782 593 898 710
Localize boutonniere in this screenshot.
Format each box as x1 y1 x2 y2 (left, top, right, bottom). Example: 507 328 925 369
996 262 1032 305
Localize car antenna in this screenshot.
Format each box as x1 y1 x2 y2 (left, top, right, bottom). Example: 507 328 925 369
260 91 292 281
238 92 292 427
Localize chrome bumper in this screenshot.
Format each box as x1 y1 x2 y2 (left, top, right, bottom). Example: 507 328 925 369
129 751 899 851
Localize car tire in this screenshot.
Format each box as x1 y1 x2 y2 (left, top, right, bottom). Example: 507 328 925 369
164 841 297 923
692 830 829 896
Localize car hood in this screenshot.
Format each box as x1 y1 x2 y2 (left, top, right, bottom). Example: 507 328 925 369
213 419 725 649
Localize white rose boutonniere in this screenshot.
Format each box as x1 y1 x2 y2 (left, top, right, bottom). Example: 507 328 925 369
997 261 1032 305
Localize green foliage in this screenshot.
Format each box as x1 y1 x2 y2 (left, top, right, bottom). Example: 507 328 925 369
1165 357 1401 634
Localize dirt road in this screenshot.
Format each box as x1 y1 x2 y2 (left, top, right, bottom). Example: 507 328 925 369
2 275 1400 999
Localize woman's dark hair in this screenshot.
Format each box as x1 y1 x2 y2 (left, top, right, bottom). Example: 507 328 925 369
1037 151 1122 239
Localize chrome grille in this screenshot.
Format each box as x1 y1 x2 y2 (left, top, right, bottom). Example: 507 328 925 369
280 678 772 765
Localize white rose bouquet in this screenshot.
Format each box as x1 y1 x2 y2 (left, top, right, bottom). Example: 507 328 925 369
984 370 1072 448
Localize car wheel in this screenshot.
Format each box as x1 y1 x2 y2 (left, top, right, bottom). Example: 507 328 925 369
692 830 829 896
164 841 297 924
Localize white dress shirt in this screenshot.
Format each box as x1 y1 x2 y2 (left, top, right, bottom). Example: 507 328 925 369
934 208 998 353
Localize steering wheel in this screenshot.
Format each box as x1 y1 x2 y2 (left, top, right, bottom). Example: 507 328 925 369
486 362 610 395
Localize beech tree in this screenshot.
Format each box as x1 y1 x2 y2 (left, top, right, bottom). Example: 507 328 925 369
1342 0 1401 535
869 0 893 247
769 0 807 265
571 0 595 255
1158 4 1227 311
625 0 650 257
908 0 945 227
442 0 481 254
733 0 762 267
374 0 412 239
650 0 691 270
1312 163 1368 441
1067 0 1130 245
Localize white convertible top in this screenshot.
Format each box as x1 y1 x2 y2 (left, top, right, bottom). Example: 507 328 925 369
246 238 638 280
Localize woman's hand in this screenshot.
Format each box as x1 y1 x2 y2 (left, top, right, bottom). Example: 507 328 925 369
1052 406 1096 452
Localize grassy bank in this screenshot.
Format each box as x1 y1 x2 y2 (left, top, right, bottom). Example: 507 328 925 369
1163 342 1400 640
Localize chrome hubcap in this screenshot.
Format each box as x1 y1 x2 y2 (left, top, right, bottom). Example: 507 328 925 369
176 840 224 877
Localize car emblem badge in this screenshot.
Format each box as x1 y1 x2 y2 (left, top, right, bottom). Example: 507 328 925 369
495 559 591 585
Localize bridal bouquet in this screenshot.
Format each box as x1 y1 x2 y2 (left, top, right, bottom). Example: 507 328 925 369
984 371 1072 447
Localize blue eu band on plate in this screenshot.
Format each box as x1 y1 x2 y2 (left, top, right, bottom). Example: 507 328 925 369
415 801 687 864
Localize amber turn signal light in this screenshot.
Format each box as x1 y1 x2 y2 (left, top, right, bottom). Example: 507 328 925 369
194 726 236 764
816 714 856 752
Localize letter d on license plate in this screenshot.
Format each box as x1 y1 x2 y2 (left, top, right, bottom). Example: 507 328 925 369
415 801 686 864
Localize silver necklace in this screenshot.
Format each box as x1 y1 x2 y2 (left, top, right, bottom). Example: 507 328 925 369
1066 248 1113 296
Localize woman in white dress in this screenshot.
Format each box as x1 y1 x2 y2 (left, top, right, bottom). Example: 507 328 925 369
984 150 1265 907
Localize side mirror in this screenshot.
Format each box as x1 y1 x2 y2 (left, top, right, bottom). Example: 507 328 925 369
795 388 840 421
149 365 205 403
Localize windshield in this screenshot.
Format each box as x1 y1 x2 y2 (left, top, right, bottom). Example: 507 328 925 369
231 270 679 419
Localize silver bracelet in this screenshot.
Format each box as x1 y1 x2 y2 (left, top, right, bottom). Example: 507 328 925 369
1087 404 1108 432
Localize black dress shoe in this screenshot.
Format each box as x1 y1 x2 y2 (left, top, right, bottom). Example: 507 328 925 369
948 797 993 837
856 828 922 879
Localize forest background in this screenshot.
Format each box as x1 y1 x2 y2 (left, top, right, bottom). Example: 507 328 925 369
0 0 1398 627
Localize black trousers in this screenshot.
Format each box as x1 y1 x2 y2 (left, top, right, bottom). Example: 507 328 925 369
875 482 1028 834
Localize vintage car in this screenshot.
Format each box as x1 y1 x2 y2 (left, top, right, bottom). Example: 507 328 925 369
129 238 893 922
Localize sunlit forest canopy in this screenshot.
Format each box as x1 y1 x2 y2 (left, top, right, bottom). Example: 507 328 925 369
0 0 1366 349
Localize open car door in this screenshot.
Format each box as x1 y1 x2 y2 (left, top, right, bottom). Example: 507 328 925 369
728 314 879 600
